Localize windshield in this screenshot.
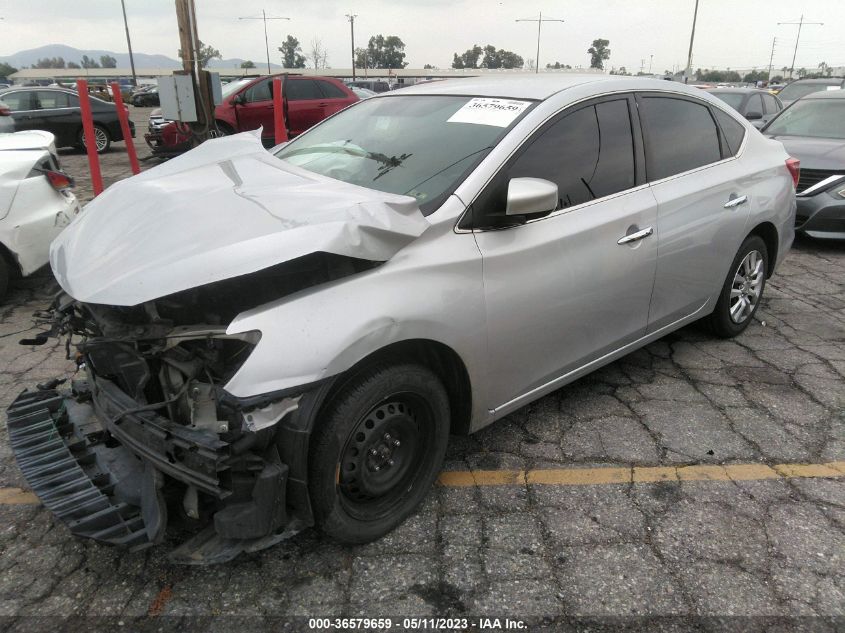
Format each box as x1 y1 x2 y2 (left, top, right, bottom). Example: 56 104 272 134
221 78 254 99
708 92 745 110
777 82 839 102
274 95 534 214
764 99 845 139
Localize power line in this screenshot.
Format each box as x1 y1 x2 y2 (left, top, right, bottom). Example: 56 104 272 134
515 12 565 74
239 9 290 74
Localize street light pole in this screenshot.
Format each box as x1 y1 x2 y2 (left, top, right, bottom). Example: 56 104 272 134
239 10 290 74
684 0 700 83
346 14 357 80
778 15 823 80
767 37 776 81
120 0 137 86
516 12 564 74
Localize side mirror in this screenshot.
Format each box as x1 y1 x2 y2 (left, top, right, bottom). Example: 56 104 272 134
745 111 763 120
506 177 559 216
232 94 245 105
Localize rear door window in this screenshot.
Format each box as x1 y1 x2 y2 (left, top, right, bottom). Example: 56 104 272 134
639 96 722 181
762 94 781 114
746 93 764 116
286 79 323 101
316 80 348 99
35 91 71 109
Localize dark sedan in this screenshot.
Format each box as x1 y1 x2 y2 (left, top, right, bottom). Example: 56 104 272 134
131 86 159 107
762 90 845 240
707 88 783 128
0 87 134 154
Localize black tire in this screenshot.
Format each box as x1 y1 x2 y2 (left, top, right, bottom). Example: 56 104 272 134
703 235 768 338
308 362 450 544
0 256 8 302
78 124 111 154
214 121 234 137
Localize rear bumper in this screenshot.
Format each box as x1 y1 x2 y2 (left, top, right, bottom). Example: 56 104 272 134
6 375 307 564
796 192 845 240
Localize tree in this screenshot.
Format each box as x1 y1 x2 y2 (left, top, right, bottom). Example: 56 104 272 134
423 63 436 69
0 62 18 77
797 67 807 78
545 61 571 70
452 45 483 69
742 69 769 83
67 61 81 69
100 55 117 68
240 60 256 69
309 38 329 69
80 55 100 69
480 45 523 69
356 35 408 69
278 35 306 68
33 57 66 69
179 40 222 68
587 38 610 70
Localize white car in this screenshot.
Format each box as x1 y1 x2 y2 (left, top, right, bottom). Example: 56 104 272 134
0 131 80 299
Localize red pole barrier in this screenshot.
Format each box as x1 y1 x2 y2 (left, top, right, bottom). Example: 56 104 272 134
110 82 140 175
273 76 289 145
76 79 104 196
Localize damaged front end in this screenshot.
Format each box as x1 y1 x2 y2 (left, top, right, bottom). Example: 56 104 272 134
6 265 355 564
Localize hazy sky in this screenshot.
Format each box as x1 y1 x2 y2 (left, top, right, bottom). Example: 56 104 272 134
1 0 843 72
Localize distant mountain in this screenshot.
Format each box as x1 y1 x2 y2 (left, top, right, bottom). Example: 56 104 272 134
0 44 283 71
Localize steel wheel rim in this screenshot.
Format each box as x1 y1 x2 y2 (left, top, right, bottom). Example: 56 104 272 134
729 249 764 324
337 393 433 520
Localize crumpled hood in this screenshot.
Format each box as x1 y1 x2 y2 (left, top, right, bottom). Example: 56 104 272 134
766 135 845 170
50 131 428 306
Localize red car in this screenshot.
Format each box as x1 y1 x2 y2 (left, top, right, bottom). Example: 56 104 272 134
216 74 358 141
145 74 358 156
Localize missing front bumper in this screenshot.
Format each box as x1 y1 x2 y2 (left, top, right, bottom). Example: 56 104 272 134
6 382 307 564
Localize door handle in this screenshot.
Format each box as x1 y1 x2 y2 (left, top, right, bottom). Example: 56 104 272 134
617 226 654 245
724 195 748 209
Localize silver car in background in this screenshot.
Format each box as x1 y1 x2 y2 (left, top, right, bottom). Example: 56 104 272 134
9 76 797 561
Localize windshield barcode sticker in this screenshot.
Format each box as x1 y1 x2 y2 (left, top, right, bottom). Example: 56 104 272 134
447 98 531 127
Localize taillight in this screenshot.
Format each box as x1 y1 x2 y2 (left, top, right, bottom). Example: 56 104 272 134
786 157 800 190
0 106 10 116
44 170 75 191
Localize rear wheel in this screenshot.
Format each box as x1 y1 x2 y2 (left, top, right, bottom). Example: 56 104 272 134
308 363 450 544
703 235 768 338
78 124 111 154
0 257 8 302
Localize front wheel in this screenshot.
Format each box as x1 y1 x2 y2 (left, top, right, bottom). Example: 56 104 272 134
703 235 768 338
308 363 450 544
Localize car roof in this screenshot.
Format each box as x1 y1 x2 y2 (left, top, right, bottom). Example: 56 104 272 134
706 87 769 94
802 89 845 100
787 78 844 84
385 74 704 101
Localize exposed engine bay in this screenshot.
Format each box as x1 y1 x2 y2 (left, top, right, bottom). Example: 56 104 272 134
8 253 379 563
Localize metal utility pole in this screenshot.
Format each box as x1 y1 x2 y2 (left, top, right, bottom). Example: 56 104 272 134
516 12 565 74
778 15 823 79
684 0 700 83
120 0 138 86
649 54 653 74
239 9 290 74
346 14 357 80
767 37 777 81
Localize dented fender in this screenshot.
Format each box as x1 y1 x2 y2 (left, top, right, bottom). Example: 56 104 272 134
224 205 490 427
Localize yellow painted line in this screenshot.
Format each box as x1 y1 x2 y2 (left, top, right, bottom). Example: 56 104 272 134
1 461 843 505
0 488 39 504
437 461 845 488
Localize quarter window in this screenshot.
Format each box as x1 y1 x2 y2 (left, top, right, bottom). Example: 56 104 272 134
713 108 746 156
1 91 36 111
762 94 780 114
747 93 764 116
639 97 722 180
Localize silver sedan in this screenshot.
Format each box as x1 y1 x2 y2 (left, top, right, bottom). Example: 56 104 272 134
16 75 797 560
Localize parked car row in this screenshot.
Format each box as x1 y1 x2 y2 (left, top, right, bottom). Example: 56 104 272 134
0 86 135 153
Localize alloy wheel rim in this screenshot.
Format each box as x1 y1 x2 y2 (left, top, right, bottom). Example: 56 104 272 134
94 128 108 151
729 250 764 324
